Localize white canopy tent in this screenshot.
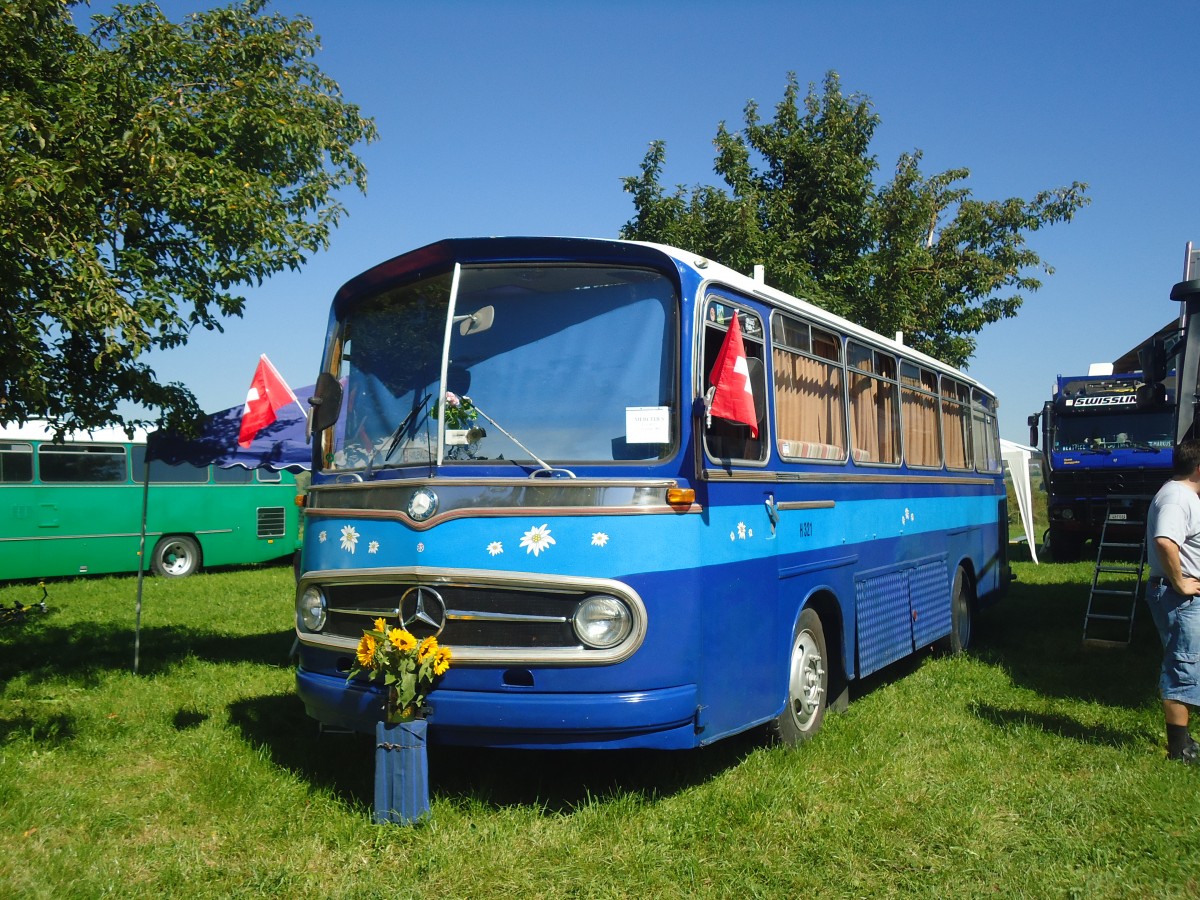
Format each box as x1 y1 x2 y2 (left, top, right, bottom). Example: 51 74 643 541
1001 438 1039 564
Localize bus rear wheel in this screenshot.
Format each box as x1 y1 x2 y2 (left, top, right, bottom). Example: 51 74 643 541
152 535 201 578
769 607 828 745
935 566 974 655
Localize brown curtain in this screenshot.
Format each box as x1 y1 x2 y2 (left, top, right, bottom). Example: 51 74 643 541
901 366 941 467
774 348 845 456
849 371 900 463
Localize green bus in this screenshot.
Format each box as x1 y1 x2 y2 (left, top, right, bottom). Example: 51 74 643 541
0 421 301 580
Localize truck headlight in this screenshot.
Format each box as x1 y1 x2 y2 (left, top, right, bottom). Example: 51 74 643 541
573 595 631 649
298 586 327 632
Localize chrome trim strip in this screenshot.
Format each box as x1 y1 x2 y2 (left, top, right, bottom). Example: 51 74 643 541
308 477 681 492
305 502 703 529
777 500 835 511
447 610 570 624
327 605 568 625
703 469 995 486
0 528 230 542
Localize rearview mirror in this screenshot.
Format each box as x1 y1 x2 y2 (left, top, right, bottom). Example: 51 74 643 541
308 372 343 435
456 305 494 336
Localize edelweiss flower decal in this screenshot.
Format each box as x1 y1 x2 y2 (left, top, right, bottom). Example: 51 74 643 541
520 523 556 556
340 525 359 553
318 530 327 543
591 532 609 547
368 540 379 554
487 541 504 556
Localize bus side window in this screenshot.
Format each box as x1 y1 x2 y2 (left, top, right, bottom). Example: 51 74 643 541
702 300 767 462
941 376 972 471
773 313 847 462
213 466 254 484
0 442 33 482
38 444 128 483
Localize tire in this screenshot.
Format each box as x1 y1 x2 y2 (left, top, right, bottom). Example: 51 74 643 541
1047 526 1084 562
151 535 201 578
769 607 829 745
935 566 974 655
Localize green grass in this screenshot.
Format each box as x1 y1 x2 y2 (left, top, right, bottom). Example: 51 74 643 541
2 560 1198 898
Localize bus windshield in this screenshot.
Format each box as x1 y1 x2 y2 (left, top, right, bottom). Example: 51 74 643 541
330 264 678 471
1052 409 1174 452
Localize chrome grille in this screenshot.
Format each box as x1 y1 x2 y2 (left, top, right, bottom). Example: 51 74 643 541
323 581 581 649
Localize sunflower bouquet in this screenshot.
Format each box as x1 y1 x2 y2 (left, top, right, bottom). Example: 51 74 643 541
347 618 452 723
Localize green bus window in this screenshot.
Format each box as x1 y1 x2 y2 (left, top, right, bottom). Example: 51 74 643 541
213 466 254 484
130 447 208 483
0 442 33 482
256 469 282 483
39 444 128 483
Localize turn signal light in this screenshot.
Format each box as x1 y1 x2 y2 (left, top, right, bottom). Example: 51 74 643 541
666 487 695 506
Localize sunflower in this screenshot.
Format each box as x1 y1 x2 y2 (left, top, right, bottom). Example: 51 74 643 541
373 617 388 633
388 627 416 652
355 632 377 668
433 644 453 676
418 635 438 663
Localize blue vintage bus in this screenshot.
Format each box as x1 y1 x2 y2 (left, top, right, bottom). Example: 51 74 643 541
294 237 1009 749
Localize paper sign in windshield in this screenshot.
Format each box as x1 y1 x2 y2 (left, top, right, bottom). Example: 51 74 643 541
626 407 670 444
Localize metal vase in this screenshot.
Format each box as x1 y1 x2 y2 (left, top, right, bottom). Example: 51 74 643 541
373 718 430 825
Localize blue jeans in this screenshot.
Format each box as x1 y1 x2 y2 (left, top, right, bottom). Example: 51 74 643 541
1146 581 1200 706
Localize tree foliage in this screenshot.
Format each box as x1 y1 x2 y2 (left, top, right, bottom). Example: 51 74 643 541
621 72 1089 367
0 0 377 434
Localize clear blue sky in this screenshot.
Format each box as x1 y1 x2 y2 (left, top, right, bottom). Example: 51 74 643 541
94 0 1199 443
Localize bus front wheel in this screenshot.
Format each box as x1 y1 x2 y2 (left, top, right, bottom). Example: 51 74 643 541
152 535 201 578
769 607 828 745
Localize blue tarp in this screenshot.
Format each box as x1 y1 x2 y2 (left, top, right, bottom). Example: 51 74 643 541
146 383 314 472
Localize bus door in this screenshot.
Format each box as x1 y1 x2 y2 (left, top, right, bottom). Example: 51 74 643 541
697 294 781 734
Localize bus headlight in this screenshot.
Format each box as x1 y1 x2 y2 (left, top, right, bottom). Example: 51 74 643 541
299 586 327 632
573 594 632 649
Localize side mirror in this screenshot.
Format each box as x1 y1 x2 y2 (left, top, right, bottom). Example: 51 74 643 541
1137 382 1168 409
1139 338 1168 383
455 305 494 336
1026 413 1039 448
308 372 343 435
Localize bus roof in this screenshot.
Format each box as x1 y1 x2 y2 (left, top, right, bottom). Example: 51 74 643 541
331 236 997 399
0 420 149 444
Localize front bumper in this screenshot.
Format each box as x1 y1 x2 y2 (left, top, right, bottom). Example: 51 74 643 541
295 667 700 750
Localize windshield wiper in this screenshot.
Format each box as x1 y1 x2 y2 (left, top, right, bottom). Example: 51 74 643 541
366 392 431 477
469 403 575 478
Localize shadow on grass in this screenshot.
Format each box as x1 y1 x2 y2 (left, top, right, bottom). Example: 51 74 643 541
971 573 1162 711
0 621 295 683
968 701 1147 748
226 692 766 815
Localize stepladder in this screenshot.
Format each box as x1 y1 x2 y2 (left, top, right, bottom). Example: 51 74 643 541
1083 495 1151 649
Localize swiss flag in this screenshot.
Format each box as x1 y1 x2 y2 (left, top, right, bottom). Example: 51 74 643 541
237 355 300 448
707 312 758 437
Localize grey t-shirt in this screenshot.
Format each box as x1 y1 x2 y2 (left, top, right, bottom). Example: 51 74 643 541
1147 479 1200 580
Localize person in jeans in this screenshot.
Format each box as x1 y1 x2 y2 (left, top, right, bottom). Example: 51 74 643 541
1146 437 1200 764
